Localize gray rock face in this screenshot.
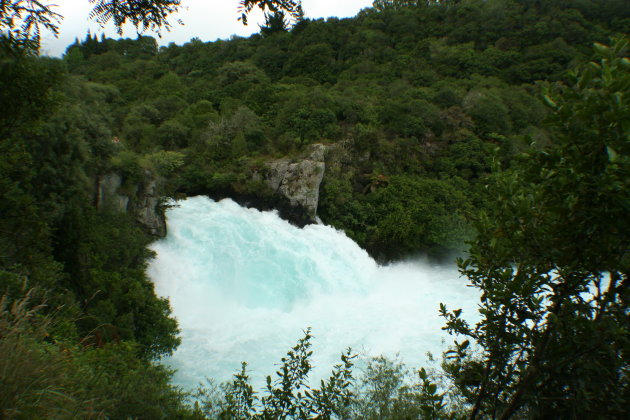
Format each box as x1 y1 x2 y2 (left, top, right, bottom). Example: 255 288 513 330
264 144 327 225
133 177 166 236
95 171 166 237
96 173 129 212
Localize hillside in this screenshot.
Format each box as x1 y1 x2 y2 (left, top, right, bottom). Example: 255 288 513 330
61 0 626 260
0 0 628 418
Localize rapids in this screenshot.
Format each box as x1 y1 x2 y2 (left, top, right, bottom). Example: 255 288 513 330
148 196 478 389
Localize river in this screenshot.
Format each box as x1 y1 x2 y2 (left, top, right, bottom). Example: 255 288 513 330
148 196 478 389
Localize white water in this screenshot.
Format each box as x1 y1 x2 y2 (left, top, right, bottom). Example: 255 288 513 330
148 196 478 389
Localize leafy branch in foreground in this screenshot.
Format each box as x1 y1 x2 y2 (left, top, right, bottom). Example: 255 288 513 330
88 0 183 34
196 328 356 419
195 332 457 419
0 0 302 53
0 0 62 53
238 0 300 25
441 37 630 419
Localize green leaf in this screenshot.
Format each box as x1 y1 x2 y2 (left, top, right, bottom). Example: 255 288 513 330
606 146 619 162
578 69 592 89
593 42 609 56
542 94 557 108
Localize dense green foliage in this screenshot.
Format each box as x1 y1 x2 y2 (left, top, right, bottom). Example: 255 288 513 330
441 38 630 418
0 289 190 418
1 0 628 417
59 0 626 259
0 53 186 416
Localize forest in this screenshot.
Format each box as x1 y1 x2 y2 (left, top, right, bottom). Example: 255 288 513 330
0 0 628 418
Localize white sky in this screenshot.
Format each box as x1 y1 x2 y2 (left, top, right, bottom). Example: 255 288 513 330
40 0 374 57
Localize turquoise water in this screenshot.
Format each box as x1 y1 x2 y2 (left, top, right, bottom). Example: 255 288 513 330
148 196 478 389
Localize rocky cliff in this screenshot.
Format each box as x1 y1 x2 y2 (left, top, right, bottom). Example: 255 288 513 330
95 171 166 236
260 143 326 226
93 145 328 233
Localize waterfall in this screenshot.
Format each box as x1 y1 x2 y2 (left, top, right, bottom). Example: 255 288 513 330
148 196 478 389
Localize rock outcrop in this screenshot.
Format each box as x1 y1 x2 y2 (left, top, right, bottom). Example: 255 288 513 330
95 170 166 237
93 145 327 233
256 144 327 226
96 173 129 212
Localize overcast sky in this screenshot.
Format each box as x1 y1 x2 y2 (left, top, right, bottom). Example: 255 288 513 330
40 0 374 57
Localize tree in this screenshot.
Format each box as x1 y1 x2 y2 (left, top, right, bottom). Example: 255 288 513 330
0 0 180 53
441 38 630 419
363 175 473 260
352 357 450 419
372 0 453 12
88 0 183 34
238 0 300 25
259 10 289 37
0 0 62 52
196 329 356 419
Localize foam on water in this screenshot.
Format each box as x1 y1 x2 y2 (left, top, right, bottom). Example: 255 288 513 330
148 196 478 389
